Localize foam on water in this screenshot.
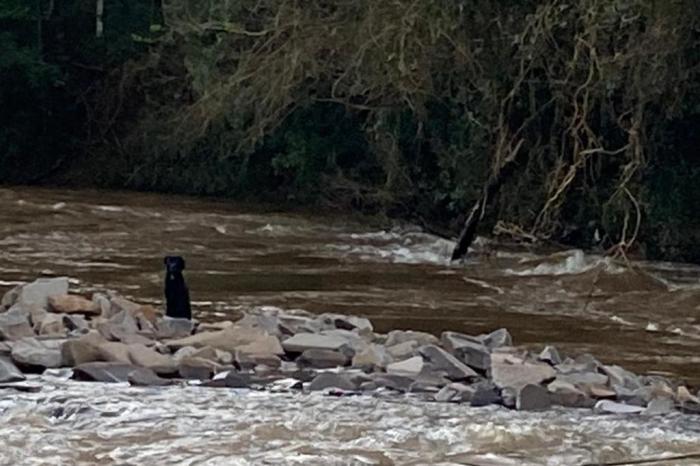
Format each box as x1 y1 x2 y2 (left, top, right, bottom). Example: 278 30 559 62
0 376 698 465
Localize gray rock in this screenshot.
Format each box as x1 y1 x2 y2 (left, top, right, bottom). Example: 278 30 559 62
386 356 424 377
491 360 555 390
282 333 348 353
63 314 89 332
435 382 475 403
386 341 419 360
479 328 513 349
128 367 173 386
18 277 69 310
35 312 66 336
236 334 284 356
352 344 391 370
61 332 105 366
317 313 373 333
223 371 251 388
128 344 175 370
178 364 213 380
98 342 131 364
308 372 356 391
92 293 113 318
547 379 593 408
319 329 367 353
97 310 140 342
173 346 198 361
557 371 608 388
419 345 479 381
644 397 675 415
370 373 415 392
0 382 42 393
0 307 34 340
441 331 491 370
234 351 281 370
298 349 349 369
73 362 139 383
385 330 439 347
1 284 21 310
594 400 645 415
12 338 63 369
0 356 25 383
156 317 194 339
471 381 501 407
601 365 641 390
538 346 562 365
516 384 551 411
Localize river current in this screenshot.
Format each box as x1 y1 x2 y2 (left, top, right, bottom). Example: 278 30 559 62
1 186 699 465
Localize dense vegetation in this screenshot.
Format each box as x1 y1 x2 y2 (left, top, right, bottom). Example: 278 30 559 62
1 0 699 261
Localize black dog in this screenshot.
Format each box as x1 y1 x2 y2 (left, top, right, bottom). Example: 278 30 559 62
164 256 192 320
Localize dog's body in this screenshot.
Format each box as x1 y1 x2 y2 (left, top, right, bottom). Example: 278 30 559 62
164 256 192 320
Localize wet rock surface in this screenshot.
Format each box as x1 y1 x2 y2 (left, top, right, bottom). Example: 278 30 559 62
0 277 698 419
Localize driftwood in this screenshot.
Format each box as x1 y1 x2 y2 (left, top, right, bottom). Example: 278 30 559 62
450 143 524 261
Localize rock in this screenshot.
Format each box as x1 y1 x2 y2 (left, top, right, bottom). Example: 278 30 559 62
35 312 66 336
601 365 641 390
61 332 105 366
73 362 139 383
386 356 424 377
385 330 439 347
48 294 99 315
386 341 419 360
298 349 349 369
11 338 63 369
63 314 89 332
0 308 34 340
282 333 349 353
165 326 271 353
441 331 491 370
223 371 251 388
516 384 551 411
0 382 42 393
128 367 173 386
234 351 281 370
418 345 479 381
128 344 175 371
586 384 617 399
471 381 502 407
319 329 368 353
178 364 213 380
277 314 323 335
236 334 284 356
0 356 25 383
557 372 608 389
644 397 675 415
479 328 513 349
538 346 562 365
1 284 21 310
98 310 140 341
369 374 415 392
677 386 700 404
435 382 475 403
18 277 69 309
547 380 592 408
491 360 555 390
352 344 391 370
594 400 644 415
92 293 113 318
173 346 198 361
189 346 218 361
317 313 374 333
156 317 194 339
308 372 357 391
98 342 131 364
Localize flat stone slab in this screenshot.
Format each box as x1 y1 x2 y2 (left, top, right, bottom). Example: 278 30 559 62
418 345 478 380
491 360 556 390
282 333 348 353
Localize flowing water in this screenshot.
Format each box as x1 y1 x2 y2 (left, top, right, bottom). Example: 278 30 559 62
1 186 699 465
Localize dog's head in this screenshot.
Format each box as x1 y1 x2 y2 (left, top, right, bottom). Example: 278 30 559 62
164 255 186 273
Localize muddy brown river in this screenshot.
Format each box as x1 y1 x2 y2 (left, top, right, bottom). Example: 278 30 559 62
1 186 699 465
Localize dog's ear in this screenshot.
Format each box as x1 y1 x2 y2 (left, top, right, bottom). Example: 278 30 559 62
164 256 169 265
180 258 186 270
